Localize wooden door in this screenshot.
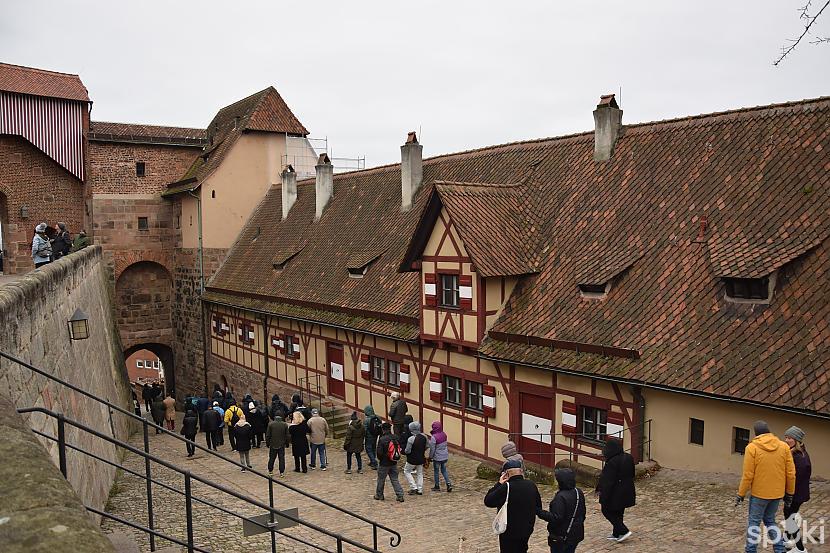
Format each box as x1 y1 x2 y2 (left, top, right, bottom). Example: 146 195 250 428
326 342 345 399
518 392 554 467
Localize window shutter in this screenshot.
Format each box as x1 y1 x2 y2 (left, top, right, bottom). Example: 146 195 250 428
482 384 496 417
360 354 371 380
292 340 301 355
459 274 473 310
429 372 442 402
424 272 437 307
561 401 577 434
278 334 286 354
399 364 411 393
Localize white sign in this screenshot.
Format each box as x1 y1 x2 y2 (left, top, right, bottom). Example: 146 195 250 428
521 413 552 444
424 283 437 296
330 362 344 381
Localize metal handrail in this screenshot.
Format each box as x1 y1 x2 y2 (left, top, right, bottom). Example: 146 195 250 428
1 350 401 550
86 505 211 553
19 406 378 553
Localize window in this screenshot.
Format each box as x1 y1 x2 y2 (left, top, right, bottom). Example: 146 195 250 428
440 274 459 308
136 360 144 369
211 190 216 198
175 215 181 229
285 335 298 357
136 162 145 177
138 217 149 231
347 266 368 278
734 427 750 454
387 360 400 387
443 375 462 405
371 356 386 383
466 380 483 411
580 406 608 442
689 418 704 446
724 277 770 301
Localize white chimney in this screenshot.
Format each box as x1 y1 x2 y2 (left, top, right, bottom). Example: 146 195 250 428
315 153 333 220
593 94 623 162
281 164 297 220
400 131 423 211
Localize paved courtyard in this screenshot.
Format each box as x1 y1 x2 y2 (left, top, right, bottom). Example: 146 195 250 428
102 415 830 552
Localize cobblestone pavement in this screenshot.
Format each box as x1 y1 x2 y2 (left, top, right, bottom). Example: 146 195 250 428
103 415 830 552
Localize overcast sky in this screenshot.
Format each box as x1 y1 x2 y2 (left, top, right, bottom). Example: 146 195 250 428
2 1 828 167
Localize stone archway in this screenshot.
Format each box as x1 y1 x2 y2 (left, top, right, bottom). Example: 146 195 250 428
124 342 175 397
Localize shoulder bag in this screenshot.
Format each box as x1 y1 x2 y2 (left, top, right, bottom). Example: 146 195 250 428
492 483 510 535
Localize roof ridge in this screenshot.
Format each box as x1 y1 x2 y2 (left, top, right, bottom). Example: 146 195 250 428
215 87 271 115
434 180 523 188
0 61 81 78
91 120 205 131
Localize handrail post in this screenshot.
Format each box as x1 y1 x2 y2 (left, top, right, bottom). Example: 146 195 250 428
373 524 378 551
143 423 156 551
269 476 277 553
56 413 67 477
185 471 194 553
337 537 343 553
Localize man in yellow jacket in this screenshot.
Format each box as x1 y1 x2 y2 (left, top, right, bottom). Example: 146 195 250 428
224 401 244 451
736 420 796 553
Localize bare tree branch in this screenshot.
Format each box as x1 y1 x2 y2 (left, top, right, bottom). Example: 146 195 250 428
774 0 830 66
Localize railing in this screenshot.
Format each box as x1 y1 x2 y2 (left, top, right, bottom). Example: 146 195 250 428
0 350 401 551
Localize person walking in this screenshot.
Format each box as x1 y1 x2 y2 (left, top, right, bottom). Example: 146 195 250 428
212 401 225 447
234 416 254 471
388 392 408 439
249 400 267 448
537 468 586 553
269 394 289 421
241 394 254 419
484 459 542 552
429 420 453 492
400 414 414 447
163 392 176 431
141 383 153 412
343 412 365 474
403 421 428 495
52 222 72 259
363 405 382 470
131 390 141 417
181 408 199 457
596 438 636 543
150 395 166 434
308 408 330 470
31 223 52 268
69 230 89 253
782 426 811 553
288 411 310 473
224 400 244 451
201 401 222 451
266 412 290 478
736 421 796 553
374 422 405 503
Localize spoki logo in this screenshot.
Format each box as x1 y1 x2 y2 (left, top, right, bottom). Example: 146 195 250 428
747 514 825 548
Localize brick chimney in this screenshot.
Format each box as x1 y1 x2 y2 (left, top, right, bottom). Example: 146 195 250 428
593 94 623 161
315 153 333 220
400 131 423 211
281 164 297 220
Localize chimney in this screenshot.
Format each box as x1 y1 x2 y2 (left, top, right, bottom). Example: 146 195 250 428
400 131 423 211
593 94 623 161
281 164 297 220
315 153 333 220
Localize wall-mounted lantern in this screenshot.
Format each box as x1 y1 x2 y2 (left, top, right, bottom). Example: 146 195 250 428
67 308 90 340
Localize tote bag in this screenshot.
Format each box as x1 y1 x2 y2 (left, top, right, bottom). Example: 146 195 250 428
492 483 510 535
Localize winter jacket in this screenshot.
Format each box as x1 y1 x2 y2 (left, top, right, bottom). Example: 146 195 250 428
376 431 400 467
163 397 176 421
484 475 542 540
195 396 210 415
307 415 330 445
70 233 89 253
234 420 253 452
150 398 166 425
363 406 381 438
738 433 796 500
269 395 289 421
343 419 366 454
31 233 51 264
212 390 225 405
399 414 414 445
52 231 72 258
249 405 267 435
792 447 811 504
597 440 636 510
223 392 236 410
212 405 225 427
266 419 290 450
404 421 428 465
241 395 254 418
224 405 244 427
537 469 585 546
141 385 152 401
429 421 449 462
201 407 222 433
181 411 199 437
389 398 408 425
289 420 310 456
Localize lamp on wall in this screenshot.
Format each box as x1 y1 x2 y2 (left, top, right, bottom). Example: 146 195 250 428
67 308 90 340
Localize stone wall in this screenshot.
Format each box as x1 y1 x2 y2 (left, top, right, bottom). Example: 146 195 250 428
87 141 199 196
115 260 173 350
0 245 133 511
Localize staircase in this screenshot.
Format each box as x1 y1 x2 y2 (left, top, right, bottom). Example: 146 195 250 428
325 405 353 439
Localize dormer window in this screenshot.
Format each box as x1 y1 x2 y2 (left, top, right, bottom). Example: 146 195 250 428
348 266 368 279
440 274 460 308
346 251 383 280
723 275 774 303
578 282 610 299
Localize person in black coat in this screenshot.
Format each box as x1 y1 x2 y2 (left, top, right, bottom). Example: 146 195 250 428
234 418 254 470
150 396 166 434
141 384 153 412
484 459 542 552
250 400 268 448
783 426 811 552
537 468 586 553
180 408 199 457
241 394 254 418
288 411 310 473
596 438 635 542
269 394 289 421
51 222 72 259
201 405 222 451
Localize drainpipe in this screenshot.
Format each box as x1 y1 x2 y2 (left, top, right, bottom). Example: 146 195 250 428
258 314 270 405
631 385 646 463
187 189 208 395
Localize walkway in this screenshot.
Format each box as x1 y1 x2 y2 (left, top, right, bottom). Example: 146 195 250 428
102 416 830 552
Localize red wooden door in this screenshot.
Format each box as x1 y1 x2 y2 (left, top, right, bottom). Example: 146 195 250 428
518 392 554 467
327 343 345 399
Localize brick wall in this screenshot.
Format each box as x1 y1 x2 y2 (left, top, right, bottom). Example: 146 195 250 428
87 141 199 195
0 136 86 275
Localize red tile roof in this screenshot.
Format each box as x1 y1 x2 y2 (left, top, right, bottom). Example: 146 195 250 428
89 121 207 146
0 62 89 102
208 96 830 415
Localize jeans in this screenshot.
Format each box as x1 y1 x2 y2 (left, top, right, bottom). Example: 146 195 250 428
550 543 577 553
404 462 424 491
365 435 378 467
310 443 327 468
783 500 804 551
238 450 251 468
268 447 286 474
601 506 629 538
376 464 404 499
498 534 529 552
184 435 196 456
433 460 452 488
347 452 363 471
746 496 785 553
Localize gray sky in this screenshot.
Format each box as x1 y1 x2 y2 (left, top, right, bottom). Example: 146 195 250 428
2 1 828 167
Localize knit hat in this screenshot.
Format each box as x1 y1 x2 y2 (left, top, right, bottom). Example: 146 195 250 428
753 420 770 436
57 222 67 231
35 222 47 233
502 459 522 471
311 408 319 416
784 426 805 442
501 441 519 458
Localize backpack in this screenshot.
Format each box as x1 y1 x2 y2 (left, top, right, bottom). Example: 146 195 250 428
368 416 382 437
387 437 402 462
230 406 241 426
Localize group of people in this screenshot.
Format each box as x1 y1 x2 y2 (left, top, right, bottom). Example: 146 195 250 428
31 222 88 268
141 383 176 434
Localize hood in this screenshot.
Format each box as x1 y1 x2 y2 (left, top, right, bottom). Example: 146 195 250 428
501 441 518 458
243 394 253 402
555 469 577 490
364 405 376 417
292 394 301 404
431 421 447 444
408 421 421 433
431 421 443 433
272 394 280 402
602 438 623 460
404 414 414 424
350 418 362 428
753 433 784 452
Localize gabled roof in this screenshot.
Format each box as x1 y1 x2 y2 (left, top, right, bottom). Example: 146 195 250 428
0 62 89 102
208 96 830 415
89 121 207 146
163 87 308 196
